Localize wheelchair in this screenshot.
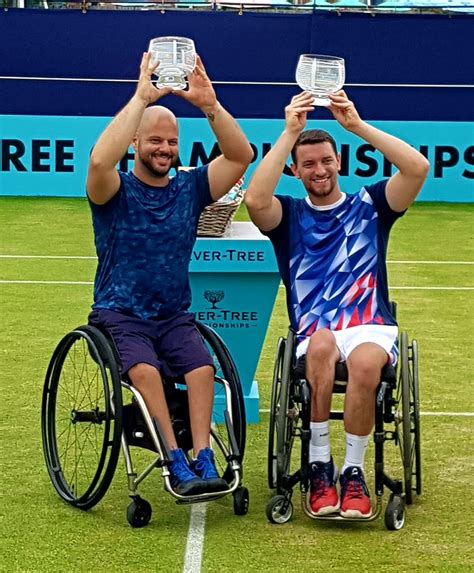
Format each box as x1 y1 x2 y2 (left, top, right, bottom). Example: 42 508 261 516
266 308 421 531
41 320 249 527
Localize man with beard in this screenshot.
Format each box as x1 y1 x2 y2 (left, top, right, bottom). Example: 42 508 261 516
245 90 429 518
87 52 253 495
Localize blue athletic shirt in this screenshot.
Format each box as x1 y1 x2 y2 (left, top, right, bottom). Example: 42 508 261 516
89 166 212 320
264 180 404 341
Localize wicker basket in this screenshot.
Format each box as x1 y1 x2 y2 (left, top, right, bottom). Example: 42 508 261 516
197 184 244 237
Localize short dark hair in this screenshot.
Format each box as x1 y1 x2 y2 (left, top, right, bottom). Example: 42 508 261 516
291 129 338 164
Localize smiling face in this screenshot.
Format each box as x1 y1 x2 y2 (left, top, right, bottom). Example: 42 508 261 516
132 106 179 184
291 139 342 206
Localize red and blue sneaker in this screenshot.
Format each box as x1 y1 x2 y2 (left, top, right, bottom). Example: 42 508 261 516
340 466 372 518
309 458 340 515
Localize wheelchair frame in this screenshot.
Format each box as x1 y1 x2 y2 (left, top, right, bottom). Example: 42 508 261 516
41 321 249 527
266 325 422 530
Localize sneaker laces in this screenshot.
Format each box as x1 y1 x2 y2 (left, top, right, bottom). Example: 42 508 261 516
310 463 333 499
170 450 195 481
343 480 364 500
194 449 219 479
342 472 369 500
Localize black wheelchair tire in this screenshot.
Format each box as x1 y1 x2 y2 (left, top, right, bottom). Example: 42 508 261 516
268 337 285 489
41 326 123 510
398 331 422 505
274 331 296 493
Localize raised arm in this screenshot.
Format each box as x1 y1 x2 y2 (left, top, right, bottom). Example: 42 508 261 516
328 91 430 212
245 92 315 231
87 53 172 205
175 56 253 201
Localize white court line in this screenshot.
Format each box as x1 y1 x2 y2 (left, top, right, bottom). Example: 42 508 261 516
390 286 474 291
1 280 473 291
0 255 96 260
0 280 93 285
183 503 207 573
1 255 473 264
259 409 474 416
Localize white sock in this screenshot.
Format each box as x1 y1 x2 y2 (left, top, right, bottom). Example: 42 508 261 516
309 421 331 463
342 432 370 474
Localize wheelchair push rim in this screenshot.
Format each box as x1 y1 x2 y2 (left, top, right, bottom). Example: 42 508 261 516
41 326 123 510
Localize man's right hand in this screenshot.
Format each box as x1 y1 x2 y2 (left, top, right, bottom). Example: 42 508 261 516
135 52 173 105
284 91 315 135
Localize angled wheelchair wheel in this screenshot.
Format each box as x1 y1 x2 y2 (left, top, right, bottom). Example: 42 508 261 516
396 331 422 505
196 322 246 484
268 331 296 493
268 337 285 489
41 325 123 510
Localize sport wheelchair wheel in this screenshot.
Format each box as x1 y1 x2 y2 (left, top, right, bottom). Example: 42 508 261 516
268 332 296 492
196 322 246 485
396 331 422 505
41 326 123 510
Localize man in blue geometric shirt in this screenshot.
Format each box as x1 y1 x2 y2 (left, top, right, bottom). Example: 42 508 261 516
245 90 429 517
87 52 253 495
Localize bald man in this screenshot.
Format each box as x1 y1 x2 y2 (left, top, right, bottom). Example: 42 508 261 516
86 53 253 496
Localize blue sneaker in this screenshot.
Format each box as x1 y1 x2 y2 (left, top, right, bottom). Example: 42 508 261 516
169 448 206 496
191 448 228 493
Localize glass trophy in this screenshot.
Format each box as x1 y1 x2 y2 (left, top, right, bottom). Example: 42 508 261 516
148 36 197 90
295 54 345 106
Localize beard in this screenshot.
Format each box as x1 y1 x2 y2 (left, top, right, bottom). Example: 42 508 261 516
305 178 335 199
139 152 178 178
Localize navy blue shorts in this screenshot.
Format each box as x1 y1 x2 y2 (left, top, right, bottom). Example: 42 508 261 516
88 309 214 379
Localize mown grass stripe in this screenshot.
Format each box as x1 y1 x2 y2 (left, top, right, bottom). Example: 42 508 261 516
1 280 473 290
259 409 474 416
1 254 473 264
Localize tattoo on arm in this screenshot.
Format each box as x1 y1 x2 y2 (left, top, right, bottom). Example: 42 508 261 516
207 112 215 122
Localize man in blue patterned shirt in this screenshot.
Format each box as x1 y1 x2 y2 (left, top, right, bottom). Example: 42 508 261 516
87 52 253 495
245 90 429 517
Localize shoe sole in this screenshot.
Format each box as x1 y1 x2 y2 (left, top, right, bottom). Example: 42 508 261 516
340 508 372 518
204 478 228 493
310 499 341 516
174 480 207 496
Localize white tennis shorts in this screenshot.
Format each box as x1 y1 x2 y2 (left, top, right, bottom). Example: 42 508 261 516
296 324 399 365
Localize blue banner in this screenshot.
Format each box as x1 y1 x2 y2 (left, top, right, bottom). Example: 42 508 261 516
0 115 472 201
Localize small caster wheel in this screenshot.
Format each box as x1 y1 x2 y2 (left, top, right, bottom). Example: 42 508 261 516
384 494 406 531
127 496 152 528
233 486 249 516
266 494 293 524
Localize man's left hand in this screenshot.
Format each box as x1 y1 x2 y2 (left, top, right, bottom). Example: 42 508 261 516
173 55 218 112
328 90 363 132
